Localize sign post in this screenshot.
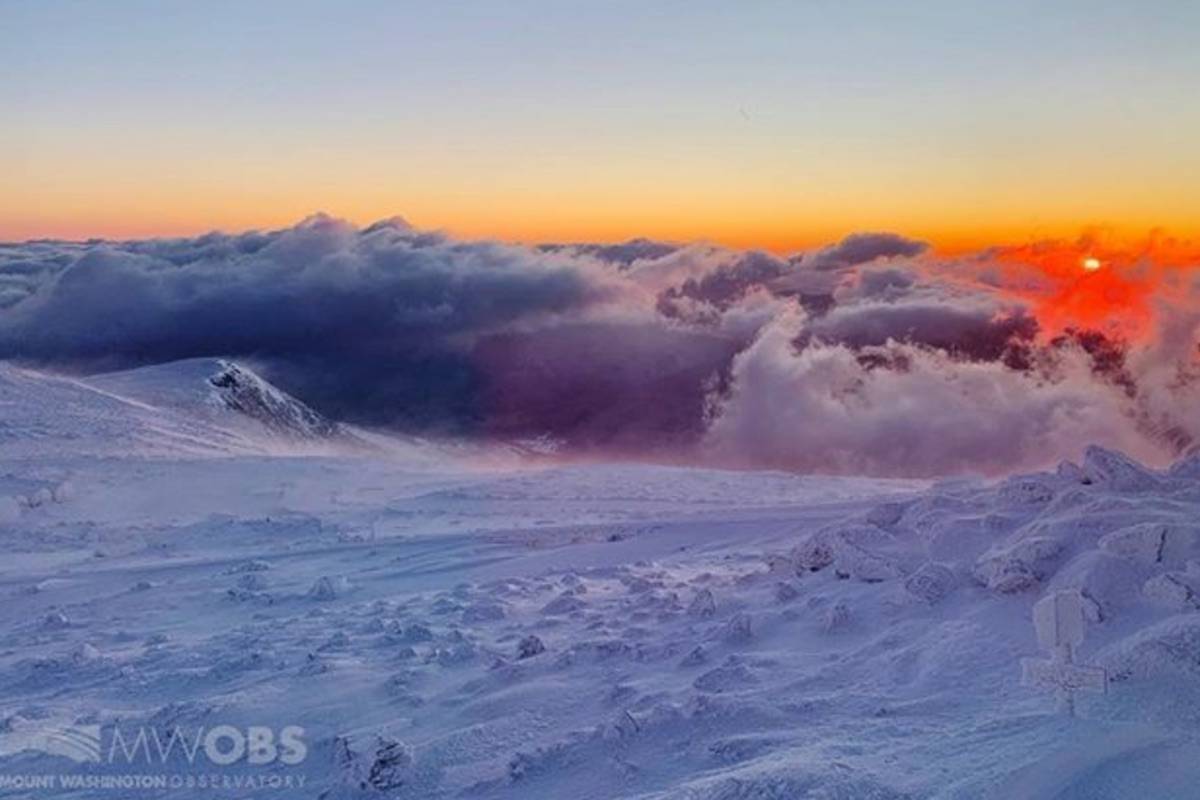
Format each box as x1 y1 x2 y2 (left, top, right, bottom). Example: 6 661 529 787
1020 590 1107 716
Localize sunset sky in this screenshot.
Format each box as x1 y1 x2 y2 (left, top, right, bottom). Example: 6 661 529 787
4 0 1199 250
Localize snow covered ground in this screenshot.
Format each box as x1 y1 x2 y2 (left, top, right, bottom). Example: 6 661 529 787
0 359 1198 799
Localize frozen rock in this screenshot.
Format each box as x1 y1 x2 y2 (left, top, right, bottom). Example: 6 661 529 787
903 562 956 604
237 573 269 591
866 501 907 528
1099 523 1167 565
41 610 70 629
396 623 434 644
1099 615 1200 680
308 575 351 600
517 635 546 659
462 601 506 623
793 525 896 580
693 660 759 692
24 488 53 508
71 643 101 663
541 593 585 615
792 531 836 572
823 602 851 633
1142 573 1199 611
833 544 900 583
719 613 753 644
320 632 351 651
997 475 1058 505
51 481 75 503
1080 446 1161 492
974 536 1064 593
225 560 270 574
774 582 800 603
687 589 716 617
988 564 1039 594
431 641 476 666
335 735 414 791
1057 460 1087 483
609 710 642 740
765 553 795 574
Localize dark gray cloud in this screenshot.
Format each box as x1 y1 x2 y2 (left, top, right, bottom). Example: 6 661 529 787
801 232 929 271
0 215 612 430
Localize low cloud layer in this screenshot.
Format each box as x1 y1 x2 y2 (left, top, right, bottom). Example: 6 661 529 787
1 215 1197 476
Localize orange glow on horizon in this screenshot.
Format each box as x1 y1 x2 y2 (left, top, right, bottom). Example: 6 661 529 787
991 232 1200 342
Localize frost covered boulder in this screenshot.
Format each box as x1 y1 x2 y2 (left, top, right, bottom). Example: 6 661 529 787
461 601 506 623
822 601 851 633
717 612 753 644
541 592 585 615
236 573 269 591
792 531 836 573
1099 523 1169 565
71 642 101 664
1142 572 1200 611
516 635 546 660
1078 446 1162 492
865 501 908 529
974 536 1064 594
52 481 75 503
22 487 53 508
334 734 414 791
687 588 716 617
1098 522 1200 569
41 610 70 629
833 544 901 583
308 575 352 600
903 562 957 604
1056 460 1087 483
792 525 901 583
997 474 1059 505
1099 614 1200 680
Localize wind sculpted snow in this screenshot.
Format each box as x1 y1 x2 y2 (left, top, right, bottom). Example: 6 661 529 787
0 362 1198 798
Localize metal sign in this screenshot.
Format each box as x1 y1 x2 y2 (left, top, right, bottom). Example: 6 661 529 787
1021 589 1107 716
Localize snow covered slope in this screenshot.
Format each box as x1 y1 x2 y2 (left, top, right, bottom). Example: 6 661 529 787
0 363 1197 799
0 359 356 459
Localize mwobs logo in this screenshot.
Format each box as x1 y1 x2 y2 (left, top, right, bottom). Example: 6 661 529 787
0 725 102 764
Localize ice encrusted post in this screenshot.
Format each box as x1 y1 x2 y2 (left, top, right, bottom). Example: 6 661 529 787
1021 590 1107 716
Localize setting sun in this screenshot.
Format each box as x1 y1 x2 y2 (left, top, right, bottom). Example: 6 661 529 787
1082 257 1103 272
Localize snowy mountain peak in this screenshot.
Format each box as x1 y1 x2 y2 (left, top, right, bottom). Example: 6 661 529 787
207 360 340 440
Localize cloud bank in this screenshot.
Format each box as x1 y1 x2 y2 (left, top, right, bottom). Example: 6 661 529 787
1 215 1197 476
